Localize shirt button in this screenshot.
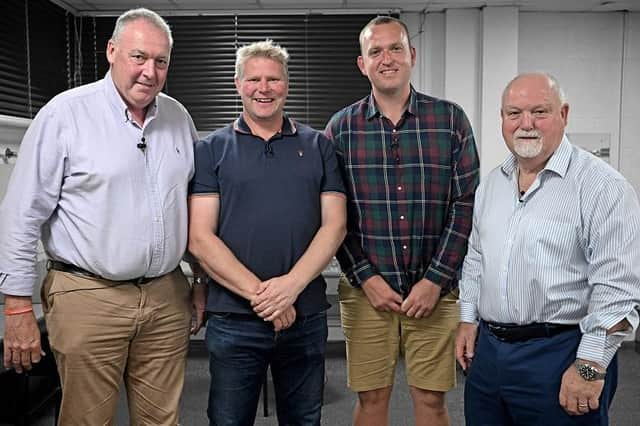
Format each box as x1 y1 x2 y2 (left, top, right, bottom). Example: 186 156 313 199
400 215 405 220
397 186 403 191
402 245 408 250
392 128 397 133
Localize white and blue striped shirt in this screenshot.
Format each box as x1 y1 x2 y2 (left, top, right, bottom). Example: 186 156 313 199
460 136 640 367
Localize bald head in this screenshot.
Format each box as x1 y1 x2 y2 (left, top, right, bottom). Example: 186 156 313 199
500 72 569 169
502 73 566 109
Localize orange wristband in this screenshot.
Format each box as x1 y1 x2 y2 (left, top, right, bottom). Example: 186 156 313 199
4 306 33 316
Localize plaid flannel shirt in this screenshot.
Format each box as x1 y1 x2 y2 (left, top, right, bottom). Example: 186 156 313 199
325 87 480 296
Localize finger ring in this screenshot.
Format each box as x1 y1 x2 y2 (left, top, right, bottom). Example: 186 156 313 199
579 404 588 408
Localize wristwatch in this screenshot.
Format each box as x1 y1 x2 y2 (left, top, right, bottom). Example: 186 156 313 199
574 361 606 381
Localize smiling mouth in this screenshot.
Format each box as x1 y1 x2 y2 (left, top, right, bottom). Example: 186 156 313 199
254 98 274 103
380 69 398 75
514 132 541 141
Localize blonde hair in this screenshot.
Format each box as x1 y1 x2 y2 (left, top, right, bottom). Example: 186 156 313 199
235 39 289 80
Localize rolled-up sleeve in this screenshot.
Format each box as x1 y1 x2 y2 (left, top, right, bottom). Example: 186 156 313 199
577 178 640 368
0 104 67 296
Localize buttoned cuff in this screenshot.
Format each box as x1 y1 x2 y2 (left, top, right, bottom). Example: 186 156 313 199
344 261 377 288
423 265 454 288
459 300 478 324
576 330 629 369
0 273 37 297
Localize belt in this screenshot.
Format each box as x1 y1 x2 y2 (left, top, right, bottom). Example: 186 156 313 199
484 321 578 343
47 260 158 285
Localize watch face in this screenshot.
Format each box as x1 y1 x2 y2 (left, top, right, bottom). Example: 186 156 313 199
577 363 605 381
580 365 596 380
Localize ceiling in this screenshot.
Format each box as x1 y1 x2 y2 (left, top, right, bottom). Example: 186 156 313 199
50 0 640 16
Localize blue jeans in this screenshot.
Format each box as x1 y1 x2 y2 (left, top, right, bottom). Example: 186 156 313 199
205 311 327 426
465 322 618 426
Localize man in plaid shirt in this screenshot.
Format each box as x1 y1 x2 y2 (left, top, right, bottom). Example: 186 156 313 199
325 16 480 426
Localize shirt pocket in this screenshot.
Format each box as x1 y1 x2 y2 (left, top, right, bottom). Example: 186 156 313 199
525 219 578 267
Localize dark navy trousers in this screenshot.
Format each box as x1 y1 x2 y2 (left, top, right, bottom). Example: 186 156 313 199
464 322 618 426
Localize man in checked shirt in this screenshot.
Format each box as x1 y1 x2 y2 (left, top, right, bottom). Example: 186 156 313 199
325 16 480 426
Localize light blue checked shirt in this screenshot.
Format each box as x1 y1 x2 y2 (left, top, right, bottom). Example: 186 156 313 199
0 72 196 296
460 136 640 368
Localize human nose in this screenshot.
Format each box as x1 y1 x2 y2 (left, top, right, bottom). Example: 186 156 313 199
520 111 534 130
141 59 157 79
257 78 269 91
381 49 393 64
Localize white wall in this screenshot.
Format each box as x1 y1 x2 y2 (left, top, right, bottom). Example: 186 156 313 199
445 8 482 156
2 11 639 194
480 7 518 176
404 10 640 198
407 12 445 97
0 115 28 201
620 13 640 193
519 12 624 169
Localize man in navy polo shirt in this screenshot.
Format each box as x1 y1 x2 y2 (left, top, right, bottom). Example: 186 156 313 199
188 39 347 426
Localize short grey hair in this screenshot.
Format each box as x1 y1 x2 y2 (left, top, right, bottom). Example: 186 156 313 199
111 8 173 49
503 72 567 106
235 39 289 80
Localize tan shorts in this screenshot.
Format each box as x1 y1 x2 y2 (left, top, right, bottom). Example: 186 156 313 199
338 276 458 393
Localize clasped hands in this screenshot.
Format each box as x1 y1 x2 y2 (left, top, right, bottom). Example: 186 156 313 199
362 275 441 319
251 275 302 331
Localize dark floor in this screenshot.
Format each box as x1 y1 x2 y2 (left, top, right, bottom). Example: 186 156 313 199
23 343 640 425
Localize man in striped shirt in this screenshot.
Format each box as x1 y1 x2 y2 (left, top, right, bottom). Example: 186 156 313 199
456 72 640 425
325 16 480 426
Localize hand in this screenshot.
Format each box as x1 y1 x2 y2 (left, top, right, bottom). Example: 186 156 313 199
400 278 440 318
3 310 44 373
455 322 478 371
559 360 605 416
361 275 402 313
190 282 207 334
251 275 301 322
272 305 297 332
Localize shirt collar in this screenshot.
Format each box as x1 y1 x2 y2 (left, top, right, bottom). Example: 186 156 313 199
501 134 571 179
543 135 571 178
103 70 158 124
233 113 297 136
365 85 417 120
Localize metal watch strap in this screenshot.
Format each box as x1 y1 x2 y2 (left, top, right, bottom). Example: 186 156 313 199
574 361 606 381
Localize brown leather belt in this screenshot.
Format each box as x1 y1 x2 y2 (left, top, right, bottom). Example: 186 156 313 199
47 260 158 285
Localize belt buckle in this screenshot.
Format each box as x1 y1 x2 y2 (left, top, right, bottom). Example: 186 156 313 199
131 276 147 285
486 323 510 341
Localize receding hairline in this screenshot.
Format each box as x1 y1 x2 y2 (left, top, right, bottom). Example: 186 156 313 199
359 16 412 53
501 72 567 107
110 8 173 49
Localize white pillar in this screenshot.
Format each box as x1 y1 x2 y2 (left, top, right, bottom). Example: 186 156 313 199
444 9 481 136
480 7 519 177
405 12 445 97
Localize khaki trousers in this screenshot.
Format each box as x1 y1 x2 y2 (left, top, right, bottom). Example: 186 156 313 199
41 268 191 426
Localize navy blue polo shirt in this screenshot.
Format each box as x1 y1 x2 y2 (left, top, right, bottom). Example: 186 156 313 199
190 114 345 316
